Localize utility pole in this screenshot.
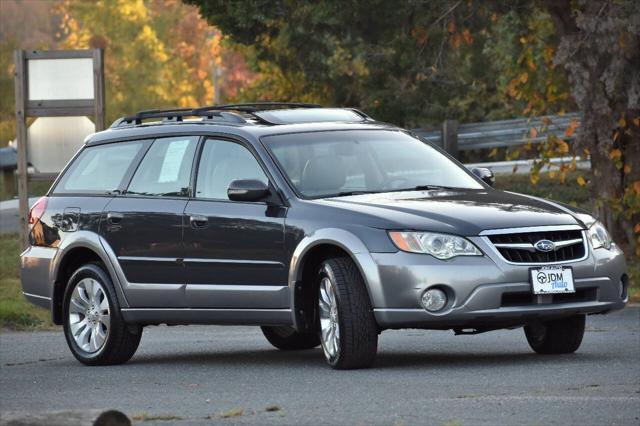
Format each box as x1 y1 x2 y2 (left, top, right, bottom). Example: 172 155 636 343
212 63 223 104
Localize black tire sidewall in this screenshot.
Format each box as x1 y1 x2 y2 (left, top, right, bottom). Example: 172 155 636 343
261 326 320 350
318 262 342 366
525 314 585 354
62 263 119 363
268 326 297 339
524 322 547 349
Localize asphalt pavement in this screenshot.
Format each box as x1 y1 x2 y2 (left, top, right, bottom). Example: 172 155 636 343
1 307 639 425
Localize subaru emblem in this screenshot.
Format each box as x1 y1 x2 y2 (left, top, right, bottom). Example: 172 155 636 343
534 239 555 252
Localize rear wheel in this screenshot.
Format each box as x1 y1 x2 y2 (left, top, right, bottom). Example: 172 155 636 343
261 326 320 350
317 257 378 369
524 314 585 354
63 263 142 365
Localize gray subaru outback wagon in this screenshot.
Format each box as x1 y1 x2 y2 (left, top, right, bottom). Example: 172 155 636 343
21 103 628 369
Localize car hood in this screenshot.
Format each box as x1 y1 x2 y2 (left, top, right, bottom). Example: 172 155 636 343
318 189 587 235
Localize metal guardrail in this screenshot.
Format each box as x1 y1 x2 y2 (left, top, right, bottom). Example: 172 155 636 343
412 113 581 151
0 113 583 188
466 156 590 175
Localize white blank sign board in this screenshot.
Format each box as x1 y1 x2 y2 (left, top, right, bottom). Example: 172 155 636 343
28 58 94 100
28 117 95 173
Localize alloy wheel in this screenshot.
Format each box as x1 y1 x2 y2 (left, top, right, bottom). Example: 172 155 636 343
319 276 340 361
68 278 110 353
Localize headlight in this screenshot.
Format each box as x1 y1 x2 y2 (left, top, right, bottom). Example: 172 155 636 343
388 231 482 259
588 221 612 250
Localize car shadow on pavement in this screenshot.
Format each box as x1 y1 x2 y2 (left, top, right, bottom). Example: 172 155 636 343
125 348 607 370
373 351 607 369
129 348 325 367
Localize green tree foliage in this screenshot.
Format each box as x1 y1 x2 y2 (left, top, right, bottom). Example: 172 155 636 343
187 0 520 127
484 8 573 117
189 0 638 253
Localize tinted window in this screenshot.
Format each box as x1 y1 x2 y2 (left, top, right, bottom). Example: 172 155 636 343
54 141 145 194
127 136 198 197
263 130 483 198
195 139 268 200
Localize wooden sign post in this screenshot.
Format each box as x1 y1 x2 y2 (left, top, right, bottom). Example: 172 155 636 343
13 49 105 248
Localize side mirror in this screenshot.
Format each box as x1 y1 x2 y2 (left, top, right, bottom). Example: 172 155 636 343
471 167 495 187
227 179 270 202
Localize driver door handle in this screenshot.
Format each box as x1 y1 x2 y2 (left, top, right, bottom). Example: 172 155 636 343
107 212 124 224
190 215 208 229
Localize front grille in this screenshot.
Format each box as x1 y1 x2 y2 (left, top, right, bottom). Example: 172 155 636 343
488 229 585 263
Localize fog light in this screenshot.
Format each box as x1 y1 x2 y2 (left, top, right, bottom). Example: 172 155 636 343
421 288 447 312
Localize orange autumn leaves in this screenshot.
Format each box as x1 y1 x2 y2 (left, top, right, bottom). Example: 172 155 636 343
56 0 250 121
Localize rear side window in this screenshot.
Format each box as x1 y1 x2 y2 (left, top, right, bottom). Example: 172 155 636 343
54 141 145 194
126 136 198 197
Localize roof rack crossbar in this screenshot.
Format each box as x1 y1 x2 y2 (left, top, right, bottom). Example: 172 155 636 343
110 113 248 129
120 108 195 123
192 102 322 114
135 107 193 116
110 102 325 128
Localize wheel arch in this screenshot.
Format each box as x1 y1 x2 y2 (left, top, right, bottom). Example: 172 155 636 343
288 228 381 332
50 231 128 324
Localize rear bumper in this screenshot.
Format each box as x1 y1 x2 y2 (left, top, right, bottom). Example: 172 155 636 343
364 237 628 330
20 246 56 309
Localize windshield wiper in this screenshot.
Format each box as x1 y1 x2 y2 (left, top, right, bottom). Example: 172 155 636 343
323 186 468 198
324 190 380 198
395 185 462 191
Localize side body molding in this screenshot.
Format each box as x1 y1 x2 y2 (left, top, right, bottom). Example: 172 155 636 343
287 228 383 331
51 231 130 308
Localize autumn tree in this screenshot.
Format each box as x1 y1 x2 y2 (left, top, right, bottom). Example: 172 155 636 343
540 0 639 252
56 0 250 124
0 0 59 145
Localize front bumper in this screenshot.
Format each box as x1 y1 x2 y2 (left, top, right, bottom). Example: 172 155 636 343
363 236 628 329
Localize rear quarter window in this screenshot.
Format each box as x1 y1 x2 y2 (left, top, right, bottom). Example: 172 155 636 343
53 141 145 195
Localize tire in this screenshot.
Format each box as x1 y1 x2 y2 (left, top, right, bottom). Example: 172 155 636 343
63 263 142 365
317 257 378 369
261 326 320 350
524 314 585 354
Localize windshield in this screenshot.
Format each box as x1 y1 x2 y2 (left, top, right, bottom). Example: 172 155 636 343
262 129 483 198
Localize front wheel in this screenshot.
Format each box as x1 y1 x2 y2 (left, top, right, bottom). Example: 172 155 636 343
63 263 142 365
524 314 585 354
317 257 378 369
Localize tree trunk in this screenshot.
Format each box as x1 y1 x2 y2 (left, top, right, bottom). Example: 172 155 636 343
589 144 623 242
544 0 640 253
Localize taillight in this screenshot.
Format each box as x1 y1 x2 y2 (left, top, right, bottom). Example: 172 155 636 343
28 196 48 225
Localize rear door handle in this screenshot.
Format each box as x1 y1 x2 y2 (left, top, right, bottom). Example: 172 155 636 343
107 212 124 224
190 215 208 229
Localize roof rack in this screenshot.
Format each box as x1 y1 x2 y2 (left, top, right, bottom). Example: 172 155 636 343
193 102 322 114
134 107 193 117
110 102 323 128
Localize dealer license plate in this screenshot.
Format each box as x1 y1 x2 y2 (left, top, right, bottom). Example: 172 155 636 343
531 266 575 294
